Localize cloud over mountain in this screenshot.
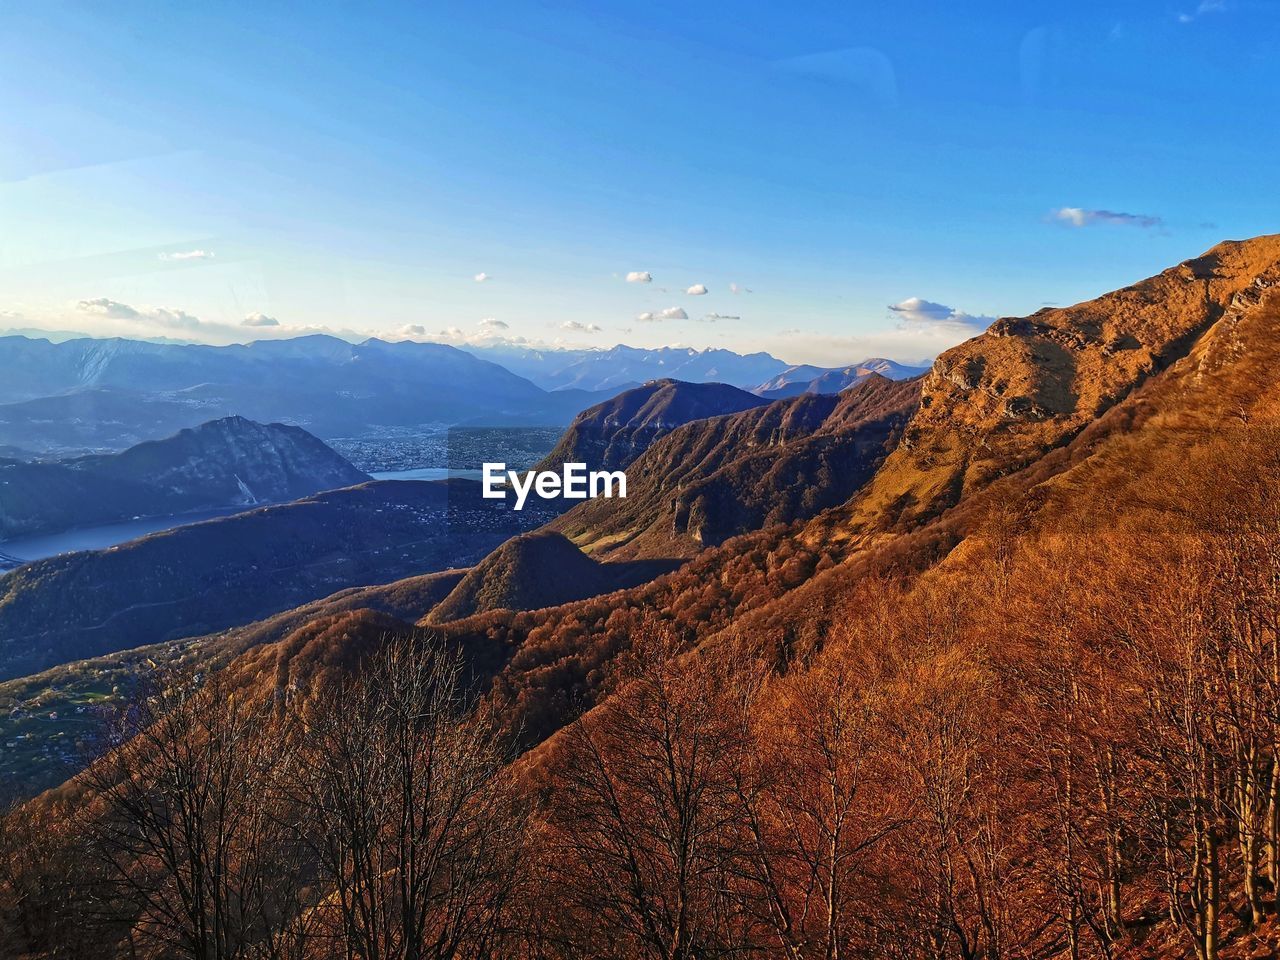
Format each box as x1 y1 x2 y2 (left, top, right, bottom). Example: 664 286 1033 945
562 320 603 333
77 298 202 330
241 313 280 327
888 297 992 331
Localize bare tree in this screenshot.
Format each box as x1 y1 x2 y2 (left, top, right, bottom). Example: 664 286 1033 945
87 672 306 960
290 636 528 960
543 627 754 960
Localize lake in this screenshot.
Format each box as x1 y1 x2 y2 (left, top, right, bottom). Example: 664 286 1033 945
0 469 480 565
369 468 485 482
0 507 251 564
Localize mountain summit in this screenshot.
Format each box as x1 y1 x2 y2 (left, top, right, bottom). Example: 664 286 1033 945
536 379 768 473
0 416 368 540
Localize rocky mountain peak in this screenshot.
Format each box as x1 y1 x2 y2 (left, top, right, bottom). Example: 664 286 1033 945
851 234 1280 527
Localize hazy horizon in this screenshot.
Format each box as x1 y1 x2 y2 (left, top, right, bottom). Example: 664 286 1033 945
0 322 935 368
4 2 1277 366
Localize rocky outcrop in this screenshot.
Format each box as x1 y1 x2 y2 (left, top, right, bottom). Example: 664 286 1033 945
846 235 1280 528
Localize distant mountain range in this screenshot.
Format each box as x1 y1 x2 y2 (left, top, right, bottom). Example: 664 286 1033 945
753 358 928 398
463 343 791 392
0 333 930 455
0 335 609 453
464 342 928 397
0 416 368 541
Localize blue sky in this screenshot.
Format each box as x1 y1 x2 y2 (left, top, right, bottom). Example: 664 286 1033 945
1 1 1277 365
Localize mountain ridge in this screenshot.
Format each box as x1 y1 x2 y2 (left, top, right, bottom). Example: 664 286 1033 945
550 373 921 558
535 378 768 474
753 358 928 398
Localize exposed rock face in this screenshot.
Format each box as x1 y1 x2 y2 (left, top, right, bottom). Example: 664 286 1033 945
850 236 1280 527
536 379 768 474
0 416 369 540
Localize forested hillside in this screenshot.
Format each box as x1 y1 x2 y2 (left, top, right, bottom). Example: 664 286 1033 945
4 238 1280 959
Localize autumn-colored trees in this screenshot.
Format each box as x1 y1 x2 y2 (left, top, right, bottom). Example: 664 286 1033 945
1 638 531 960
5 426 1280 959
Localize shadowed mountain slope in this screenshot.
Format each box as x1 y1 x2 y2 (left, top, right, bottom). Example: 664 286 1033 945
551 373 921 558
425 530 679 623
535 378 768 473
426 235 1280 745
0 479 563 682
17 234 1280 844
15 238 1280 959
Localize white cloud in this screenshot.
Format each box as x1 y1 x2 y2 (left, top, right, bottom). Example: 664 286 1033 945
702 313 739 322
1179 0 1227 21
637 307 687 322
759 301 1000 367
77 297 140 320
887 298 957 324
626 271 653 283
729 282 752 294
159 249 215 261
888 297 993 333
241 312 279 327
474 272 491 282
1052 207 1163 229
399 324 427 337
561 320 603 333
686 283 708 295
478 317 509 330
77 298 201 330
